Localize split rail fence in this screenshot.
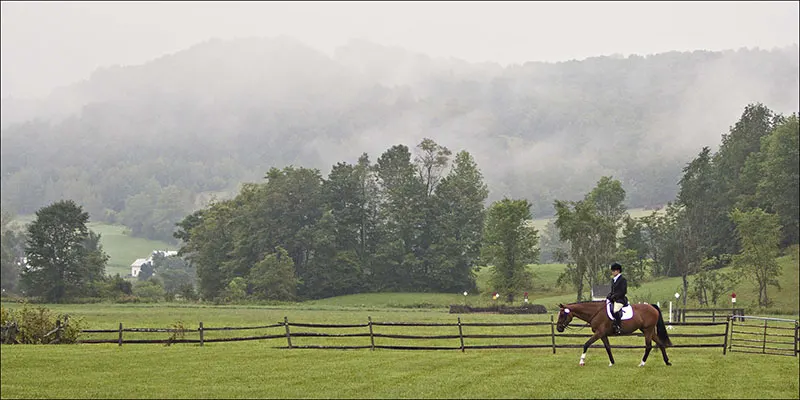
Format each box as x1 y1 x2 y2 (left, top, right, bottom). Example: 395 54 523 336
77 315 731 353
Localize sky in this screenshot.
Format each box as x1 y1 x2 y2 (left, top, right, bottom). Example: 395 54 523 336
1 1 798 99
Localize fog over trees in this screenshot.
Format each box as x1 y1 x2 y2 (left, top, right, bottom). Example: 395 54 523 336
1 38 797 244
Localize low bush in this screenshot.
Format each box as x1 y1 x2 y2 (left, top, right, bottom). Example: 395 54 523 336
1 303 85 344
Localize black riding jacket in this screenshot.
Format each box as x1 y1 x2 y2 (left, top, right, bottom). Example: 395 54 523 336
607 274 629 306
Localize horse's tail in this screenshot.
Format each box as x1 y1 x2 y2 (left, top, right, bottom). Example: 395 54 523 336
651 304 673 347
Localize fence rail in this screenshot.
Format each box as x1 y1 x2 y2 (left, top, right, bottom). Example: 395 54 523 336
74 315 730 353
676 308 745 323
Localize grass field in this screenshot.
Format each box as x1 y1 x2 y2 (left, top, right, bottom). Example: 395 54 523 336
2 345 797 399
1 301 798 399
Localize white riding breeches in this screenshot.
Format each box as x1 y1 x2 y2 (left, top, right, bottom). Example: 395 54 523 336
613 302 623 313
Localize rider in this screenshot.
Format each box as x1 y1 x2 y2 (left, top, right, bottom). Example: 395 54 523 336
606 262 628 334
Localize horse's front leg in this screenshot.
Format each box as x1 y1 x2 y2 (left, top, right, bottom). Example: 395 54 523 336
600 335 615 366
579 333 602 366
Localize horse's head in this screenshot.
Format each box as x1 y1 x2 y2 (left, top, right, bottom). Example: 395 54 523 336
556 303 574 332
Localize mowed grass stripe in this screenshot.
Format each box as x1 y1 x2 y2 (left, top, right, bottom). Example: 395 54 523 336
1 345 797 399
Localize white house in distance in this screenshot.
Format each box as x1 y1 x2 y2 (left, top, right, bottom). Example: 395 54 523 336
130 250 178 277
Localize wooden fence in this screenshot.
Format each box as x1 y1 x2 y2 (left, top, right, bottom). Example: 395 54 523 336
728 315 799 357
76 315 730 353
676 308 745 323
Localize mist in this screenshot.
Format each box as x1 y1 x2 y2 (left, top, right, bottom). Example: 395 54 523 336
2 1 798 99
1 1 798 228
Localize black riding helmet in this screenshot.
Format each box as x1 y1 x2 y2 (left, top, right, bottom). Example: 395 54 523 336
610 262 622 272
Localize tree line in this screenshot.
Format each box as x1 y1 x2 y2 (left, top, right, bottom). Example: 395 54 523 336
174 139 497 301
1 104 796 307
551 104 798 307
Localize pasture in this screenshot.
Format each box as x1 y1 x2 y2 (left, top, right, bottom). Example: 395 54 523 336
1 302 798 399
9 216 176 278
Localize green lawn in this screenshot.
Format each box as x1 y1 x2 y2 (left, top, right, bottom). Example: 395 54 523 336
0 302 797 399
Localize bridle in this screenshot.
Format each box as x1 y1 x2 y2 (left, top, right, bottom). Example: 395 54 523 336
559 304 604 332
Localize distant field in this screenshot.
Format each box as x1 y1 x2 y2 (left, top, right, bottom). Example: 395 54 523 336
10 215 175 277
530 207 666 235
85 222 176 277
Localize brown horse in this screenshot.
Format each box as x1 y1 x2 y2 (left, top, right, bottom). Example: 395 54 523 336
556 301 672 367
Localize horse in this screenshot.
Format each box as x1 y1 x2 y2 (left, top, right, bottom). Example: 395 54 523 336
556 300 672 367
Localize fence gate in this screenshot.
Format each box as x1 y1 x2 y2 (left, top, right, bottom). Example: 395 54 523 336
728 316 799 357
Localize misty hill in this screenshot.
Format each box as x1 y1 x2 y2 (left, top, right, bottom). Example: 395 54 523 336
1 37 798 243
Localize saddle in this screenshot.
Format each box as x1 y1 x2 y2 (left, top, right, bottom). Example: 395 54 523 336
605 299 634 321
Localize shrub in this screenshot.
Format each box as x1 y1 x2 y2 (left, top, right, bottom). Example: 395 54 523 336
133 279 166 303
1 303 84 344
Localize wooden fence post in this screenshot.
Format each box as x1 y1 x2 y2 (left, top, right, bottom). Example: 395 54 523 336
712 310 716 323
550 315 556 354
457 317 465 353
762 320 768 354
794 322 799 357
368 316 375 351
55 320 62 343
722 316 729 355
118 323 123 347
199 321 204 347
284 316 292 349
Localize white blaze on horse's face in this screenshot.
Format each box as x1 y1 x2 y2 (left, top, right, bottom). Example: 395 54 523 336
564 308 570 314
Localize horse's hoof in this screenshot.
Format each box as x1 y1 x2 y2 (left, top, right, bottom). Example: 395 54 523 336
608 363 614 367
639 361 646 367
666 362 672 366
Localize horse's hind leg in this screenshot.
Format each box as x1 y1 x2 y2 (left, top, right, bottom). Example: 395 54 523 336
640 327 653 367
600 335 615 367
652 335 672 366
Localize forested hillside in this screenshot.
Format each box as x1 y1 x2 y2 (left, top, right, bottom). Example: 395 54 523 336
1 38 798 243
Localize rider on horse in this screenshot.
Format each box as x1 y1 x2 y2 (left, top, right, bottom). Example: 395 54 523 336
607 262 628 334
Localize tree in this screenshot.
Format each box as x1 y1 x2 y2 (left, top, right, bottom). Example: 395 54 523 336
554 177 626 301
414 138 452 197
615 216 651 288
709 104 781 257
373 145 426 290
754 114 799 246
137 262 155 281
150 252 196 297
481 198 539 296
20 200 109 302
321 154 379 295
657 202 701 307
248 247 300 301
539 219 570 264
730 208 782 307
429 150 488 292
177 200 236 300
690 257 738 307
1 211 26 294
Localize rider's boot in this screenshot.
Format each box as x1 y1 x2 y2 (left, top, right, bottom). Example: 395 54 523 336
613 312 622 334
